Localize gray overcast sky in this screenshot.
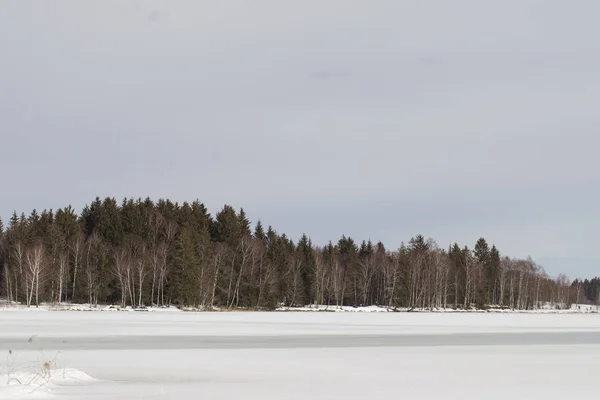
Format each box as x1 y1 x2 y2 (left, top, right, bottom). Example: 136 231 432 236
1 1 599 278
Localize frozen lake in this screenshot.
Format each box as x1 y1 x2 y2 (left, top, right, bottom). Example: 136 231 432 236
2 311 600 399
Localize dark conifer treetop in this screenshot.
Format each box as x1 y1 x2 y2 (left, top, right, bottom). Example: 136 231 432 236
0 197 584 309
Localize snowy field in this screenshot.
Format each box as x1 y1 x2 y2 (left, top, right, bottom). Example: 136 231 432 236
2 311 600 399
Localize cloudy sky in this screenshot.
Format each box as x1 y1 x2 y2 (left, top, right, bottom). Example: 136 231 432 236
1 1 599 277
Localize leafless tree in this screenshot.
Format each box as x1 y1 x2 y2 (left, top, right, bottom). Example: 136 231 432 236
230 236 254 308
113 246 129 306
147 211 165 305
25 242 46 307
283 255 303 307
463 250 475 309
69 231 84 301
133 242 148 307
499 257 510 307
357 250 376 306
384 252 400 308
11 240 26 303
430 248 450 309
164 220 179 245
331 252 345 307
155 242 169 306
534 266 545 309
56 250 69 303
313 249 329 306
573 279 583 305
556 274 571 307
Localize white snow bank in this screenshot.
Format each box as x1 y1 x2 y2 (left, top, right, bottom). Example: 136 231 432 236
276 304 594 314
0 368 94 399
277 305 393 312
2 302 589 314
0 303 181 313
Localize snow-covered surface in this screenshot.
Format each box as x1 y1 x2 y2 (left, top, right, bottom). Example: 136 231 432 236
2 302 586 314
277 304 587 313
2 311 600 399
570 303 599 312
0 303 181 313
3 310 600 339
0 368 94 399
277 304 394 312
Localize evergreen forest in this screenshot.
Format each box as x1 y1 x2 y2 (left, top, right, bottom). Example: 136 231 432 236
0 197 594 310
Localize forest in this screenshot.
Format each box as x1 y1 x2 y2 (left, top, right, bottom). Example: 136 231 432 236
0 197 594 310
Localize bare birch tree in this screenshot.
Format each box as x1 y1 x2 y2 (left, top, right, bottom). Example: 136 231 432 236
70 231 84 302
56 250 69 303
24 242 46 307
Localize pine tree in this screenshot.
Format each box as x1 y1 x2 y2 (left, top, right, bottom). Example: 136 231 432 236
168 227 200 306
357 240 375 306
0 196 579 310
297 234 316 305
156 198 179 222
266 226 277 249
473 238 490 263
238 208 251 237
190 200 213 236
253 220 266 243
409 234 429 253
55 206 80 240
9 212 18 234
121 198 144 239
212 205 241 246
337 235 357 306
0 216 5 299
473 238 490 307
81 197 102 237
489 245 501 305
449 243 464 307
102 197 124 246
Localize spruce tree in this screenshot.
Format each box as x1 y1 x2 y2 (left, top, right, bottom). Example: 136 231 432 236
55 206 80 240
169 227 200 306
489 245 501 305
212 205 241 246
190 200 213 236
0 196 580 310
238 208 251 237
297 234 316 305
0 216 4 299
474 238 491 306
449 243 464 307
337 235 357 306
253 220 266 243
102 197 124 246
121 198 144 239
473 238 490 263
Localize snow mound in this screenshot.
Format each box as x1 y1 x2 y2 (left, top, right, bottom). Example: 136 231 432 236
275 304 593 313
277 305 393 312
0 368 95 398
0 303 182 313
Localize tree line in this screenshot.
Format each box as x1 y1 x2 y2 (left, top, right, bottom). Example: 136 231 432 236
0 197 582 310
572 278 600 305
